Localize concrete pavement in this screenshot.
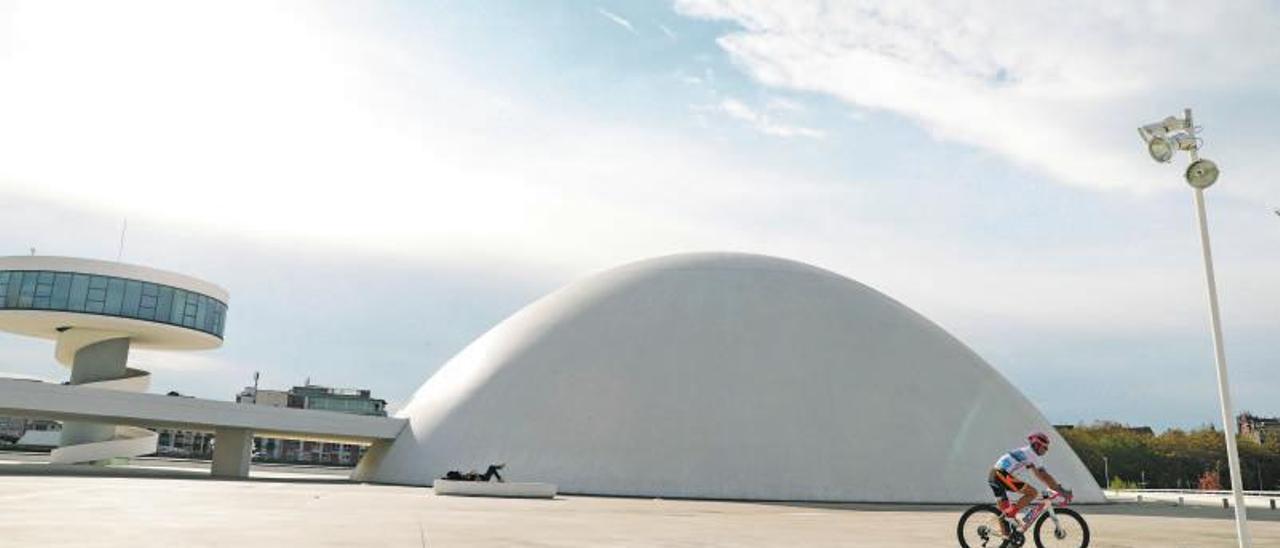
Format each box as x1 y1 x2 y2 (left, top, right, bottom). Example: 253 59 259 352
3 469 1280 547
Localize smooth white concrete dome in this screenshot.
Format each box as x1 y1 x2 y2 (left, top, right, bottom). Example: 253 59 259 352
368 253 1103 503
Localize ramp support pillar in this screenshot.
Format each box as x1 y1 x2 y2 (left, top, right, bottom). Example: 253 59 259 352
211 427 253 478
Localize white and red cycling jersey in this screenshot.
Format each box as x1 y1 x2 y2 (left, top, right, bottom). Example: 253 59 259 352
993 445 1046 477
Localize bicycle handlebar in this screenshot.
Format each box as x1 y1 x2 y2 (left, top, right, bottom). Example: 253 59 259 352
1043 488 1074 505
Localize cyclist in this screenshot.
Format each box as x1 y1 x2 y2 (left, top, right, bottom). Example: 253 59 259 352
989 431 1071 528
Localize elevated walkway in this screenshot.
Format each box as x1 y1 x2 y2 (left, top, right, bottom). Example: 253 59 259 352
0 378 406 478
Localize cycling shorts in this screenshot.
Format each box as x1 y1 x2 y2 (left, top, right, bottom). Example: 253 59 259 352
988 469 1027 500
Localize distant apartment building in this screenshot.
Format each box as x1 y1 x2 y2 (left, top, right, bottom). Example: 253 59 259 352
287 385 387 416
237 388 290 408
235 383 388 465
1239 413 1280 444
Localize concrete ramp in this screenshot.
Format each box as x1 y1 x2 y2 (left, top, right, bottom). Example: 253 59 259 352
0 378 407 477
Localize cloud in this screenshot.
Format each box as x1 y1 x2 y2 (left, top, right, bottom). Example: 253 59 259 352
596 7 637 34
1 0 1275 342
718 97 825 138
674 1 1280 197
0 1 824 274
3 2 1277 425
658 23 677 40
128 351 240 373
765 96 804 112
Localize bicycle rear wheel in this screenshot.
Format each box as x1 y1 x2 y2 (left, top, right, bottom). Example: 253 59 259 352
1033 508 1089 547
957 504 1015 548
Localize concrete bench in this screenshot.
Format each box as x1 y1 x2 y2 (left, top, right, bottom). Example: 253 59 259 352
432 479 557 499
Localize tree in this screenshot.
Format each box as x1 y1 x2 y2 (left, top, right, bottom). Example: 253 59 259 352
1056 421 1280 490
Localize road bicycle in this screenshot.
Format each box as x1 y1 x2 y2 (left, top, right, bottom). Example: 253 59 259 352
956 489 1089 547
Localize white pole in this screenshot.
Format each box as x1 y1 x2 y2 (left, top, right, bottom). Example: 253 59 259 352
1192 185 1252 547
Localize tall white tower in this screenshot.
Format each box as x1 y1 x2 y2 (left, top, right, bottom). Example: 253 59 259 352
0 256 228 464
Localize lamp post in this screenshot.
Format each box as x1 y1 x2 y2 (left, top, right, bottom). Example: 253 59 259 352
1103 456 1109 490
1138 108 1251 547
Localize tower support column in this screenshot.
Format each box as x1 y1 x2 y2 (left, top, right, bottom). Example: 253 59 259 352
59 336 131 464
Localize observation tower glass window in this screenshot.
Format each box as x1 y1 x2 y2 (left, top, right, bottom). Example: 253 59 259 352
104 278 125 315
68 274 89 311
51 273 72 309
0 269 226 338
18 273 36 308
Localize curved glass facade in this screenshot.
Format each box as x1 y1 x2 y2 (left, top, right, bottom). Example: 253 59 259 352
0 270 226 338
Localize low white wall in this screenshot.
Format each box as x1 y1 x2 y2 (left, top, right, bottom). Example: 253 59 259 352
1109 489 1280 510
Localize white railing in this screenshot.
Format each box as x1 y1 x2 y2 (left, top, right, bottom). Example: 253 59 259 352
1107 489 1280 510
1116 488 1280 497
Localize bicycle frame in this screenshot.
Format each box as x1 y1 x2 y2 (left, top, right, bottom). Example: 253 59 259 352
966 488 1079 548
1009 489 1072 535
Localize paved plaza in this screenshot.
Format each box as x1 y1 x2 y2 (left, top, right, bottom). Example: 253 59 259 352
2 459 1280 547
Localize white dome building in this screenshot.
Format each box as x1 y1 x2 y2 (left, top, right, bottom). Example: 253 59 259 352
361 253 1103 503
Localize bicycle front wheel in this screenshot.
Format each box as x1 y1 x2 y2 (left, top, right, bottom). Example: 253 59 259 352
957 504 1015 548
1033 508 1089 548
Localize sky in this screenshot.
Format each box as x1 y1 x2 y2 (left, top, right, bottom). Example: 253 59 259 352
0 0 1277 429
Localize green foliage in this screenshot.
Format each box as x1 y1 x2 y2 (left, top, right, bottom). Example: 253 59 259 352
1108 476 1140 490
1056 422 1280 490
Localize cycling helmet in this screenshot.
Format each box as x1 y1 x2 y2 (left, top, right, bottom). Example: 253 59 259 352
1028 431 1050 454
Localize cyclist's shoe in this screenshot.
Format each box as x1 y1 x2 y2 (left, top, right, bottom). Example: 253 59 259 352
1009 530 1027 547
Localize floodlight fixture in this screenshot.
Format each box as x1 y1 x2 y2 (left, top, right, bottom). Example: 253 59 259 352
1137 115 1188 143
1147 135 1175 162
1185 158 1220 189
1171 133 1200 152
1138 122 1164 143
1138 115 1195 163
